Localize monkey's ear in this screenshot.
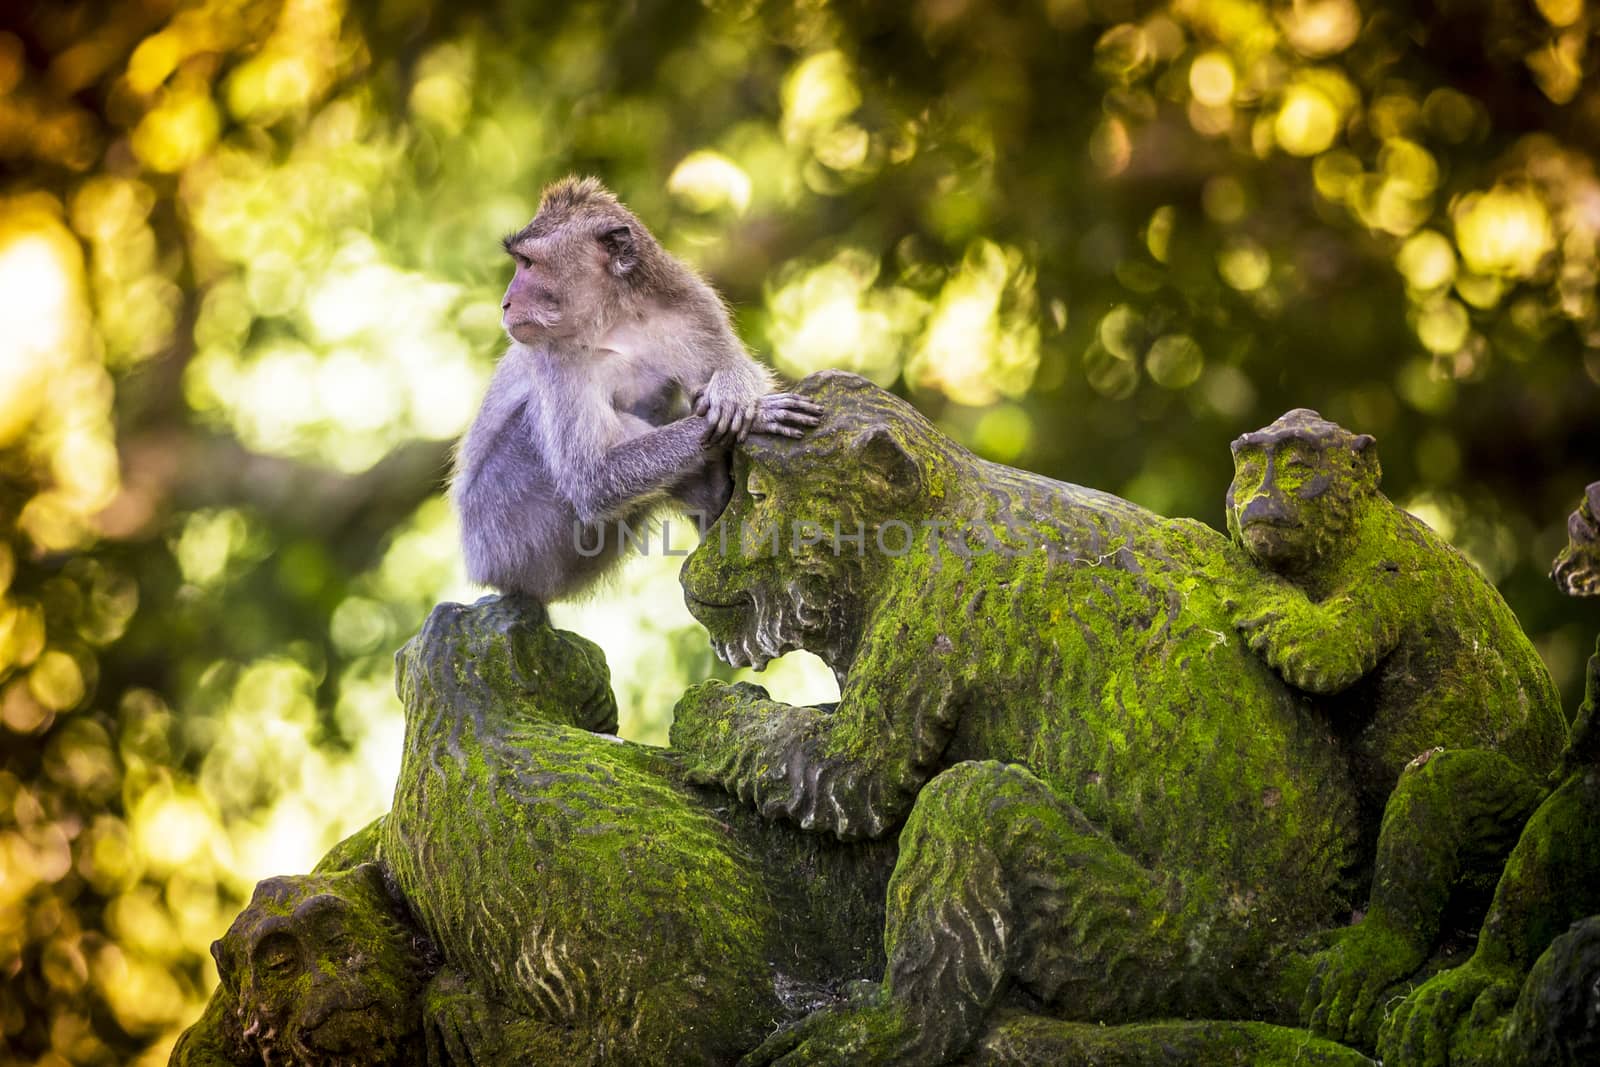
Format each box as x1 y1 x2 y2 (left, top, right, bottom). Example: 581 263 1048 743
599 225 637 276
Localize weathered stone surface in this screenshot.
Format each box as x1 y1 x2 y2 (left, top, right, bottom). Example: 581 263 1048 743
1224 408 1564 823
1304 481 1600 1065
670 373 1558 1062
175 597 1379 1065
170 861 434 1065
174 382 1578 1065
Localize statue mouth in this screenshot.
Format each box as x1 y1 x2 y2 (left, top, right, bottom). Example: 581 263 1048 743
685 592 750 611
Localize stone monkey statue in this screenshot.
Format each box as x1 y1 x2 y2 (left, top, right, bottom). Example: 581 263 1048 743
1224 408 1564 819
453 177 822 603
1300 481 1600 1064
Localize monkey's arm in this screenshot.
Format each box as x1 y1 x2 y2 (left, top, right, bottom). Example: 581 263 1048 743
573 397 823 523
671 610 958 840
568 416 715 524
1231 574 1403 694
424 969 585 1065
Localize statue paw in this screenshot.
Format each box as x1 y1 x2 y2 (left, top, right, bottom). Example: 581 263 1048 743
1300 919 1425 1048
740 983 924 1067
670 681 768 755
1377 958 1519 1067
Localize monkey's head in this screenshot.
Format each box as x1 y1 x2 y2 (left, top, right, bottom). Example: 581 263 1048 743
500 176 659 345
210 862 432 1066
1225 408 1380 578
1552 481 1600 597
681 371 948 673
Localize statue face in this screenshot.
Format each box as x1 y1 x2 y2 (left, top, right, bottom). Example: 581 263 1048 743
680 454 865 672
1227 440 1335 569
1552 481 1600 597
213 865 428 1066
1225 409 1378 575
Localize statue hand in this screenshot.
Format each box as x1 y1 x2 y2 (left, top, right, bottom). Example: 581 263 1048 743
424 970 493 1065
1300 917 1426 1048
670 680 769 764
1377 958 1520 1067
1235 600 1359 694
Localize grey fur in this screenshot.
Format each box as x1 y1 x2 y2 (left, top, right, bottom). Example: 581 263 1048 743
453 177 821 603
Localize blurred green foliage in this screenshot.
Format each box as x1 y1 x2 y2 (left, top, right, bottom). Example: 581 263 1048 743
0 0 1596 1061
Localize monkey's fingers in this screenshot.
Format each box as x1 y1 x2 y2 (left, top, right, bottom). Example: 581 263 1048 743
761 395 826 416
695 395 711 417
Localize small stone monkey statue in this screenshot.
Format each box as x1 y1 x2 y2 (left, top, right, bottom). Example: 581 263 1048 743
1223 408 1565 816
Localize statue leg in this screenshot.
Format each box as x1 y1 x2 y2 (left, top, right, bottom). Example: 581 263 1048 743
424 969 584 1064
745 759 1211 1067
967 1010 1377 1066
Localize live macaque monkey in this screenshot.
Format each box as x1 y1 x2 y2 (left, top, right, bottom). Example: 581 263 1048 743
453 177 823 603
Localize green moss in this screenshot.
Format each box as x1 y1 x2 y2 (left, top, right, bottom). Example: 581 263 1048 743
1224 410 1565 826
381 597 893 1063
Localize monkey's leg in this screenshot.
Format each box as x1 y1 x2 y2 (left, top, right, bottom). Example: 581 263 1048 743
743 760 1198 1067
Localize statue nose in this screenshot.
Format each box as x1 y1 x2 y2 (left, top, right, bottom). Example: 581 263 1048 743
1241 495 1292 526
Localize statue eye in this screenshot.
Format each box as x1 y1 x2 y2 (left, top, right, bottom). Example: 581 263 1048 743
260 949 296 974
746 471 771 503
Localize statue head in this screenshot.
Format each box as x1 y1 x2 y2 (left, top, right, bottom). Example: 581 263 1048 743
1226 408 1380 577
1552 481 1600 598
395 595 617 734
210 862 433 1066
680 371 950 672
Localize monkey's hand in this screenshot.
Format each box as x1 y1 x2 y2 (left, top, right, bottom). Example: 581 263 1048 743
671 681 763 754
695 380 824 445
747 393 825 441
695 373 762 446
1377 958 1520 1067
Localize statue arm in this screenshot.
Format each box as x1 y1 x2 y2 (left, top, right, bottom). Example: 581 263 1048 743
670 627 959 840
424 970 585 1064
1232 573 1403 694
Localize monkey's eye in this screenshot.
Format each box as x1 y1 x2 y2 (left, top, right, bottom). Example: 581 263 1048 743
511 253 532 270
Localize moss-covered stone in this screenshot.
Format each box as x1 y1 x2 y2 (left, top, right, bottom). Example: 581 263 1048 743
381 595 897 1063
1310 482 1600 1065
965 1010 1376 1065
177 594 1383 1065
1224 409 1564 827
170 862 433 1066
670 373 1560 1059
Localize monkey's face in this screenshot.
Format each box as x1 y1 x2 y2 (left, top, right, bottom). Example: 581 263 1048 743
501 237 602 342
1553 481 1600 597
501 206 641 345
213 864 428 1065
1226 438 1368 574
